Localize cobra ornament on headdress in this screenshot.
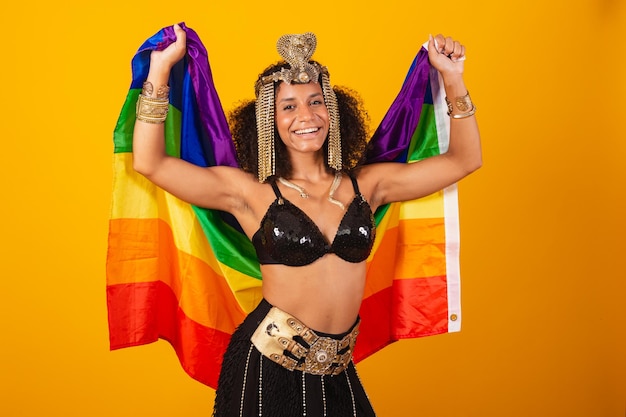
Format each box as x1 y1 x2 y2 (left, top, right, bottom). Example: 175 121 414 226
255 32 342 182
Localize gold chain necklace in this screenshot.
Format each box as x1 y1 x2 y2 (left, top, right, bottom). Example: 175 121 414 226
278 172 345 210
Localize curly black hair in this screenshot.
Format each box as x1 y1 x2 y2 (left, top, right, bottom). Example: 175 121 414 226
228 61 370 180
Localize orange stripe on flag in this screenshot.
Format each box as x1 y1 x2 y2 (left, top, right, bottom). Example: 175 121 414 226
107 217 246 333
363 202 402 298
395 217 446 279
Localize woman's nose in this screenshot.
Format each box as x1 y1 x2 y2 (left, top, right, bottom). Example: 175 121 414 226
297 106 314 121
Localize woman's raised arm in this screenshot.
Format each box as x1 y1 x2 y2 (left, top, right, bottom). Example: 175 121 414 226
132 24 247 212
363 33 482 207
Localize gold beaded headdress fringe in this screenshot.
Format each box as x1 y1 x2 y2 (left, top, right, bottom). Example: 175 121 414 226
254 32 342 183
255 82 275 182
321 72 341 172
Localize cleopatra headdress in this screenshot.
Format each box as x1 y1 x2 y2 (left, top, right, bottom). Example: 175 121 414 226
254 32 341 182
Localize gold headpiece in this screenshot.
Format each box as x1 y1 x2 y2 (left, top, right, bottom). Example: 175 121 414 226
255 32 342 182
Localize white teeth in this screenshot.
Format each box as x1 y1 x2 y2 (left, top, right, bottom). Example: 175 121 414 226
295 127 318 134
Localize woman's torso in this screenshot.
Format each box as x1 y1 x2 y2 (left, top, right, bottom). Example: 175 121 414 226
234 171 376 334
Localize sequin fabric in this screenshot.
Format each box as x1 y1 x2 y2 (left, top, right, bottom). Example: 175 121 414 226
252 176 375 266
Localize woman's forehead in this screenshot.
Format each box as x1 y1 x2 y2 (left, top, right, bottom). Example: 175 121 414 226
275 82 323 99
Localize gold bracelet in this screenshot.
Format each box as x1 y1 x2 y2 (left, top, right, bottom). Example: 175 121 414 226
450 105 476 119
141 81 170 99
136 94 169 124
445 91 476 119
136 81 170 124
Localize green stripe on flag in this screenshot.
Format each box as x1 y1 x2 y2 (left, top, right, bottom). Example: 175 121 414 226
113 89 181 157
192 206 262 279
407 103 441 162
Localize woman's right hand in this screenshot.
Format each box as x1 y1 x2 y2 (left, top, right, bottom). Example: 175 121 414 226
150 24 187 73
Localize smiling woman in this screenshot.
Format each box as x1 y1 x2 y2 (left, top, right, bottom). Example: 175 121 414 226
230 62 370 182
115 24 481 417
275 83 329 156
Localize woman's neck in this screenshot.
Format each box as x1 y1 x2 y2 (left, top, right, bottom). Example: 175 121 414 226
286 152 330 182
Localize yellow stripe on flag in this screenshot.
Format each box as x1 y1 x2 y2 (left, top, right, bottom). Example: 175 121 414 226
399 190 445 219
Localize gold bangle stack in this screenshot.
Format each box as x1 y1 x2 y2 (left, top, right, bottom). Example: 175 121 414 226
135 81 170 124
445 91 476 119
136 94 169 124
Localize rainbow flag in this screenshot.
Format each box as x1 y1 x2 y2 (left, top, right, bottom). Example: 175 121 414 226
107 24 459 389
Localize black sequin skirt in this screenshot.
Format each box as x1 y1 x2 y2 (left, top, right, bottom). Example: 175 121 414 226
213 299 376 417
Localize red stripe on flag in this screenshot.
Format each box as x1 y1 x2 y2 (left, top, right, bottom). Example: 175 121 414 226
354 274 450 362
107 281 230 388
392 275 449 338
354 286 393 362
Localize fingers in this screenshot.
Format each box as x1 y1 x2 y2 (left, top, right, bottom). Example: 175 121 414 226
427 34 439 56
150 24 187 70
432 34 466 62
173 23 187 49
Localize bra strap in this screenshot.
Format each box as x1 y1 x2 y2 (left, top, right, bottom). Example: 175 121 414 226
270 180 283 199
348 173 361 195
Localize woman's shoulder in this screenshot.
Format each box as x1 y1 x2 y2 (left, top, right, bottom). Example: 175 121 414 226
351 162 404 210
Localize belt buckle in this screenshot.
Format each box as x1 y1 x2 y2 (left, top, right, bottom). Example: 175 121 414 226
304 337 338 375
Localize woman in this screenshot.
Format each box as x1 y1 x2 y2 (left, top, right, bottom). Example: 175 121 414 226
133 24 481 417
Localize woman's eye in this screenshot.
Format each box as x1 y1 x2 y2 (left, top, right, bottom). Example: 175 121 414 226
311 100 323 106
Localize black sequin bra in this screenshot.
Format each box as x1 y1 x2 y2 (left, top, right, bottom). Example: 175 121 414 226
252 175 376 266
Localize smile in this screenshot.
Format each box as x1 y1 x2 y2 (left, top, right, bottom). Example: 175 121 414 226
294 127 319 135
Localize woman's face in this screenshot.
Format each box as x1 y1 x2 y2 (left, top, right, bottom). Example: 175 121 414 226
274 81 329 156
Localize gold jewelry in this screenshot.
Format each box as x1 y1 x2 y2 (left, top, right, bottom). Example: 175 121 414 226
278 172 345 210
450 106 476 119
327 172 344 210
255 33 342 182
136 95 169 123
454 92 473 112
250 305 359 376
321 72 342 171
141 81 170 99
445 91 476 119
136 82 170 124
256 82 275 182
278 176 309 198
255 33 319 92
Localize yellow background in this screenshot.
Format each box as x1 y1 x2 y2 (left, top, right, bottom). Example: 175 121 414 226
1 0 625 416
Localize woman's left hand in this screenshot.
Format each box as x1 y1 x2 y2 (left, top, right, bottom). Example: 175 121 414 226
427 34 465 79
150 23 187 73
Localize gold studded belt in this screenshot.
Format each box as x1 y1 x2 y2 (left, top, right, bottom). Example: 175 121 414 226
250 306 359 376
